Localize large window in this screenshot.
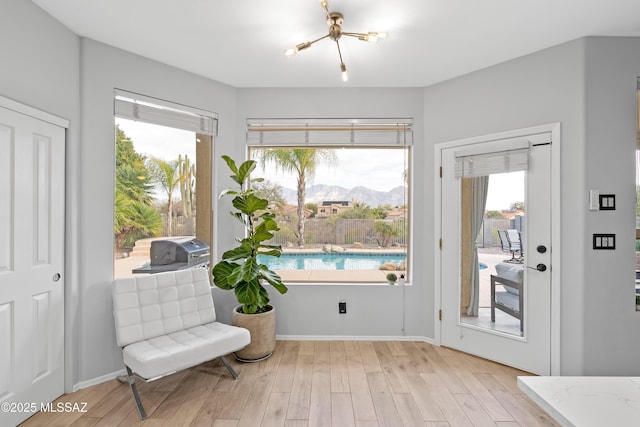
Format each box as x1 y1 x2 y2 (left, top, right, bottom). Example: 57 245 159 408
246 119 412 284
113 91 216 279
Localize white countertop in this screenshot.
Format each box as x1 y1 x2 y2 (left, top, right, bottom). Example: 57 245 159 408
517 376 640 427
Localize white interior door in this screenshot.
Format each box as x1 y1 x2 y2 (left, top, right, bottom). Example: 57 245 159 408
439 131 552 375
0 104 65 426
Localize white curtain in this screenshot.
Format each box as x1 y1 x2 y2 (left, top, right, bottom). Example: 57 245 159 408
467 176 489 316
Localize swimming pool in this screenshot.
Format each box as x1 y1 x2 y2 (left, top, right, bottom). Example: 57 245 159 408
257 252 406 271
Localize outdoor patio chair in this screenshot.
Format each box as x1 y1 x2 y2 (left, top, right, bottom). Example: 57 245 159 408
491 262 524 335
498 229 523 263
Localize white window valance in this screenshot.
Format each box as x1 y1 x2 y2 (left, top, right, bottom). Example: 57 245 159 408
246 118 413 146
455 148 529 178
114 89 218 136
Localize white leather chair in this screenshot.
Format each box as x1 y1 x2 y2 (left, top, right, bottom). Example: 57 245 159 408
112 268 250 419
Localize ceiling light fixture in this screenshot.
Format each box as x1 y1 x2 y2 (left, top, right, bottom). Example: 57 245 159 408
284 0 388 82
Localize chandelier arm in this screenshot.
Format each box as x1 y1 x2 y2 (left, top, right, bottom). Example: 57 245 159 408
335 40 345 65
309 33 331 46
285 34 331 56
342 32 369 41
319 1 331 21
336 40 348 81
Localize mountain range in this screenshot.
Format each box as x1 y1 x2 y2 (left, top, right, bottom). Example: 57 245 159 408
280 184 407 207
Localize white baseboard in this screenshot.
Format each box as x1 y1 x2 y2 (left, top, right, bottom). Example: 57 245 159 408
276 335 435 345
73 368 126 392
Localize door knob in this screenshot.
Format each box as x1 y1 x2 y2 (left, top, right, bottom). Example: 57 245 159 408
53 273 61 282
527 264 547 272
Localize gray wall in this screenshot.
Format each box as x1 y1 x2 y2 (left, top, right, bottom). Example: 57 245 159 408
0 0 79 118
78 39 238 382
424 37 640 375
1 0 81 391
583 37 640 374
424 39 587 375
211 88 430 339
4 0 640 387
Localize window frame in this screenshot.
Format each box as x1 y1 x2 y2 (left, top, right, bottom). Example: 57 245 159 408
246 119 413 285
113 92 217 279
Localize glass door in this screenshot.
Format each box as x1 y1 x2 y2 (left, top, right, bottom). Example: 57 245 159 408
439 132 552 375
459 171 526 336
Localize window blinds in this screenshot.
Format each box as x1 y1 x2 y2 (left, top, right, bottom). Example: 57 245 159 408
246 118 413 146
114 90 218 136
455 148 529 178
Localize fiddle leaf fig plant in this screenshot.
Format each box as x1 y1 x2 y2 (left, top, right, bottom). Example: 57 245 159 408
212 155 287 314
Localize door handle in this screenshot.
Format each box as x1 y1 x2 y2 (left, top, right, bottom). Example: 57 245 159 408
527 264 547 272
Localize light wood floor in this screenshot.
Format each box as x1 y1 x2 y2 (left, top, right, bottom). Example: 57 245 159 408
20 340 558 427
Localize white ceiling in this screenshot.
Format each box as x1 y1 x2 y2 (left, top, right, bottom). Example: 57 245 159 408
32 0 640 88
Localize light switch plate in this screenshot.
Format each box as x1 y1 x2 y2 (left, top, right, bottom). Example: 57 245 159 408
589 190 599 211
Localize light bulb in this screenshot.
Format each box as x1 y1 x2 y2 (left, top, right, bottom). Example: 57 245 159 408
365 32 388 43
340 63 348 82
285 42 311 56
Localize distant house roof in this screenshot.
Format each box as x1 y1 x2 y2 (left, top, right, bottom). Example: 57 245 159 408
281 204 312 218
386 208 407 219
321 201 350 206
501 209 524 219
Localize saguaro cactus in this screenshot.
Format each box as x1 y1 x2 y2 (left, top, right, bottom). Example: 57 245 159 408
179 154 196 219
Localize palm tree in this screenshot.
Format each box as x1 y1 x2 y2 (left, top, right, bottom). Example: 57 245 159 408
254 148 337 247
114 192 162 249
116 164 154 204
146 156 181 236
114 125 161 251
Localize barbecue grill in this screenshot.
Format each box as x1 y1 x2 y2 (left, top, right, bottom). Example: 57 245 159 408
132 237 210 274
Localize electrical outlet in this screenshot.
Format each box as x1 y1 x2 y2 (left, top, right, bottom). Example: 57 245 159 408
339 301 347 314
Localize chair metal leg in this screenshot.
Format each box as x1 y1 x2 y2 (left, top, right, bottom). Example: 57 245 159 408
490 276 496 323
220 355 239 379
125 366 147 420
